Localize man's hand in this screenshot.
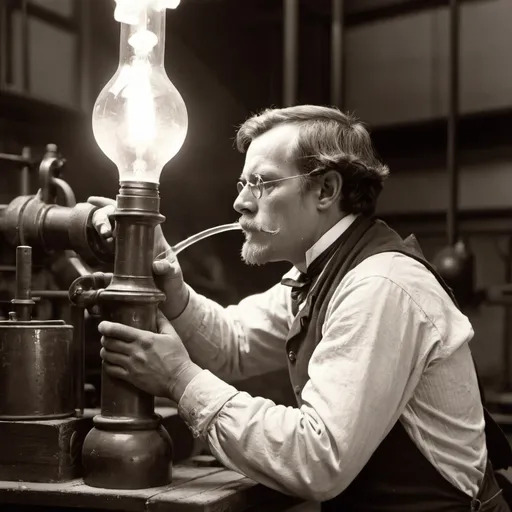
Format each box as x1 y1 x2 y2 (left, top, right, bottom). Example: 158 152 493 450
88 195 169 258
98 310 201 401
89 196 190 319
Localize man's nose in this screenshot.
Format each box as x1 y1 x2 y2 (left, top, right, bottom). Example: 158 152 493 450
233 186 256 215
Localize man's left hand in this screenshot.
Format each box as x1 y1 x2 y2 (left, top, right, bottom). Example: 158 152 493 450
98 311 200 400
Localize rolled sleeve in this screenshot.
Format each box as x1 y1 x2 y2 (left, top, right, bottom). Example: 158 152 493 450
178 370 239 438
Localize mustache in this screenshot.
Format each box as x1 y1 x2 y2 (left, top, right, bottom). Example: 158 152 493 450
239 218 280 236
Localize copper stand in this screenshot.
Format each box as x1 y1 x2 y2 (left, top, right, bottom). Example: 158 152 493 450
80 181 172 489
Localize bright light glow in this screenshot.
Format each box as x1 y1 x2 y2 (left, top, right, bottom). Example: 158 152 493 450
92 2 188 183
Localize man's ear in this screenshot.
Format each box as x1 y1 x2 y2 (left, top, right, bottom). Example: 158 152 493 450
316 170 342 211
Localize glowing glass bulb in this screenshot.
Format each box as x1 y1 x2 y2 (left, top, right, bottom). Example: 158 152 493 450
92 1 188 183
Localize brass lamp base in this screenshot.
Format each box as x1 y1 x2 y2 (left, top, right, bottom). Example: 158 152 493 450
82 417 172 489
81 181 172 489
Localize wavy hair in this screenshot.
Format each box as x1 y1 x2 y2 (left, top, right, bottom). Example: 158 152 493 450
236 105 389 215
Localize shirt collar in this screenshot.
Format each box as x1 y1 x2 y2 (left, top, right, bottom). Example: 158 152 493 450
305 214 358 269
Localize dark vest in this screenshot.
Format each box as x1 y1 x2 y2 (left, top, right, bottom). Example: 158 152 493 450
285 215 512 512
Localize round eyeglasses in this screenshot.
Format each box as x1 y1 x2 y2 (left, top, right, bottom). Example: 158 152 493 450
236 169 324 199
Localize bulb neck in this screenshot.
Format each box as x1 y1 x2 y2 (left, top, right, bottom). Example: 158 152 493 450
119 8 166 68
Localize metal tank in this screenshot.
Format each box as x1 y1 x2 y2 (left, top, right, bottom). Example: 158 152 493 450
0 246 74 420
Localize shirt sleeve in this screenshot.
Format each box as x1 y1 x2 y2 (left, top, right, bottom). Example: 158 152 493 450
171 282 293 382
177 275 441 501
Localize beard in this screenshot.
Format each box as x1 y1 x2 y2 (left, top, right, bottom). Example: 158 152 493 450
239 220 280 265
240 239 272 266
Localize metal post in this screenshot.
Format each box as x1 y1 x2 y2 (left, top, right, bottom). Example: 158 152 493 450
447 0 460 246
330 0 344 107
12 246 34 321
283 0 299 106
20 147 31 196
71 305 85 416
81 181 172 489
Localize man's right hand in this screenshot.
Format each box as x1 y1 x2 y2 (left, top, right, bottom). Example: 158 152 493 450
89 196 190 320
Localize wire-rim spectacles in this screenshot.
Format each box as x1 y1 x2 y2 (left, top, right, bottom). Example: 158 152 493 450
236 168 325 199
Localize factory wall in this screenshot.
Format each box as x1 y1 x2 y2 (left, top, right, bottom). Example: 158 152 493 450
340 0 512 385
2 0 512 391
345 0 512 126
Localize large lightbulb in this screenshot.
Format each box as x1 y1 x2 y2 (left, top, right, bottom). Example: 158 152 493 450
92 1 188 183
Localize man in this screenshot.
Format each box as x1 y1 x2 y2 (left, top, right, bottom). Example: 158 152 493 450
92 105 510 511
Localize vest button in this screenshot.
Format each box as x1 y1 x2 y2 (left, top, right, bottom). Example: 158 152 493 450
288 350 297 363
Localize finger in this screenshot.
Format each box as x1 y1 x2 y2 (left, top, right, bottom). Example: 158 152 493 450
103 360 130 381
101 336 132 355
153 258 173 276
100 347 130 367
92 208 115 237
156 310 176 335
88 196 116 208
98 321 143 342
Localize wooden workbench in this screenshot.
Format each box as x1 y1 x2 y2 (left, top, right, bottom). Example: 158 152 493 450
0 459 301 512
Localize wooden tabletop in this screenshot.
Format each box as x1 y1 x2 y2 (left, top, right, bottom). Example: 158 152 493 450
0 460 301 512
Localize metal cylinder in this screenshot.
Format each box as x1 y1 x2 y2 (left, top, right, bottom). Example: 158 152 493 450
330 0 344 108
15 246 31 300
0 195 112 264
12 246 34 321
0 320 74 420
283 0 299 106
81 181 172 490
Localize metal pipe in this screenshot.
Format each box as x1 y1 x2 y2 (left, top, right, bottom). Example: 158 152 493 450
32 290 70 299
447 0 460 246
64 252 92 278
0 152 31 163
71 305 85 416
52 177 77 207
12 246 34 321
330 0 344 107
283 0 299 106
42 206 75 248
20 147 31 196
1 195 112 265
15 247 31 302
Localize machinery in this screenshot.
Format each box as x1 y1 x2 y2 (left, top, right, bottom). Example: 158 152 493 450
0 144 112 483
0 2 241 490
0 147 289 512
0 0 186 491
0 1 509 510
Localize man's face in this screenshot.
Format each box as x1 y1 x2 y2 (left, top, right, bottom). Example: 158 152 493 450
233 124 320 267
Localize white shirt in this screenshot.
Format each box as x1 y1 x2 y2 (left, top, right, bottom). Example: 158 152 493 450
172 217 487 502
305 213 358 268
